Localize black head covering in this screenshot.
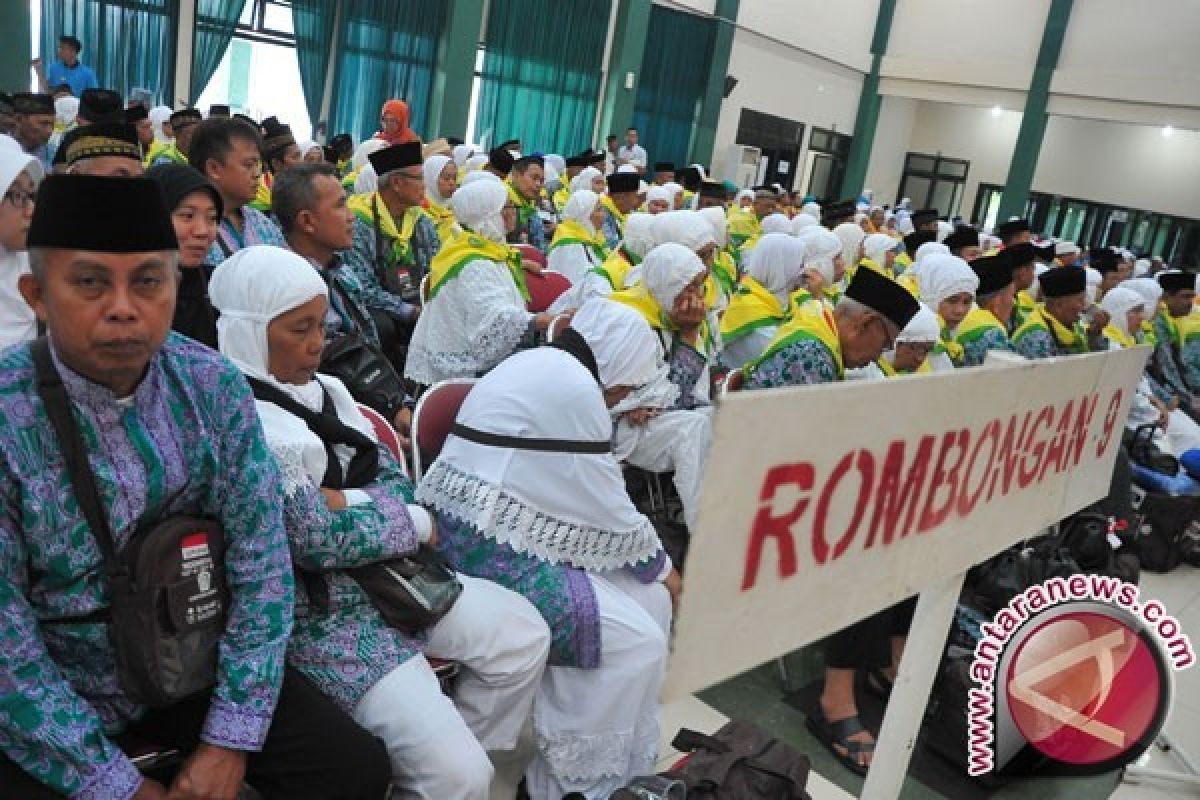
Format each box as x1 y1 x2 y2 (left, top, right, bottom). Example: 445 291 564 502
995 218 1030 239
1034 242 1057 263
57 122 142 167
78 88 124 124
903 230 936 256
447 136 464 147
145 163 225 219
1038 266 1087 298
488 146 516 175
971 251 1015 295
699 181 726 199
12 92 54 115
29 175 178 252
943 225 980 253
586 150 607 167
208 104 231 118
654 161 675 173
606 172 640 194
370 141 423 176
124 104 149 123
513 154 544 171
261 116 296 159
1090 247 1120 273
911 208 939 228
329 133 353 158
564 153 588 168
845 267 920 330
170 108 203 127
679 166 703 191
821 198 856 227
1158 271 1195 294
1006 241 1037 269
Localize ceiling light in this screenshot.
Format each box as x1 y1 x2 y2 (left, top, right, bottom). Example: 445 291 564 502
991 105 1003 118
1162 125 1175 138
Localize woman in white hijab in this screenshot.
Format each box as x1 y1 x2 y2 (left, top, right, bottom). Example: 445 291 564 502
406 180 557 387
417 298 679 800
422 153 460 242
847 303 939 380
547 189 608 286
210 246 551 799
645 185 672 214
720 233 807 369
570 166 606 195
792 212 819 235
298 140 323 163
794 227 844 307
919 253 979 371
608 243 714 532
0 135 43 349
547 212 656 314
833 222 867 279
861 232 898 277
760 212 792 235
662 181 684 210
149 105 173 142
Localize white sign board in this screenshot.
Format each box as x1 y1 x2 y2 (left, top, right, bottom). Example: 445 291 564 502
667 348 1149 699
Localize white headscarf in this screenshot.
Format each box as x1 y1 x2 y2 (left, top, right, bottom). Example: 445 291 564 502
1120 278 1162 312
801 201 821 218
544 154 566 176
353 164 377 195
915 241 949 264
149 105 172 142
621 213 657 260
423 154 453 202
561 189 601 233
0 134 43 193
797 228 841 285
1100 287 1144 338
571 166 602 193
452 178 509 242
896 303 940 343
571 298 663 389
936 220 954 243
651 210 716 253
662 182 684 201
645 185 672 209
1134 258 1152 278
351 138 388 171
297 140 321 161
617 164 638 174
697 206 729 248
833 221 866 264
452 143 475 168
792 213 818 235
920 254 979 308
461 170 501 185
745 233 807 305
209 245 377 491
462 153 489 176
735 188 754 205
896 211 915 236
863 233 896 266
415 315 661 572
1085 267 1102 303
643 242 706 311
54 97 79 128
761 213 792 235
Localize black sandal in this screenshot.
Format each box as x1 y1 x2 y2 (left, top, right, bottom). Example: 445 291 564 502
805 707 876 776
862 666 894 699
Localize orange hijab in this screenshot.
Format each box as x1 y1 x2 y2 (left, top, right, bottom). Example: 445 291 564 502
375 99 418 145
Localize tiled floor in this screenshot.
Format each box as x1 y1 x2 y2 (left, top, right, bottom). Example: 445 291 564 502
666 564 1200 800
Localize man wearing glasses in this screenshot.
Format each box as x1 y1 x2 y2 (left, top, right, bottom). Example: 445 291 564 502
0 136 43 348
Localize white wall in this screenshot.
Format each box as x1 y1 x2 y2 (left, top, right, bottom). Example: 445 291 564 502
711 26 862 180
863 94 917 205
1034 116 1200 219
735 0 878 72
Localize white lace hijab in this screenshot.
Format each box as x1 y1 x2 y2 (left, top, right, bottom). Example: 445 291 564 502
209 245 377 491
416 300 663 571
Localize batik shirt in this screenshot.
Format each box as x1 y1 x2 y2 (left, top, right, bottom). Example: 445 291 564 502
0 335 293 799
206 205 287 267
960 325 1014 367
1011 307 1090 361
433 514 665 668
270 417 423 712
1150 314 1195 404
306 254 381 347
343 212 438 320
600 207 624 252
745 339 841 389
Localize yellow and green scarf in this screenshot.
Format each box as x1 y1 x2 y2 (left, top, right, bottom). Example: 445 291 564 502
727 205 760 247
591 249 637 292
955 306 1008 350
712 249 739 299
1103 324 1138 350
144 141 186 167
1012 305 1089 354
720 276 786 343
548 219 608 262
856 257 892 280
933 315 966 365
506 180 538 230
748 303 843 380
424 197 459 243
600 194 626 237
610 283 715 356
249 174 272 213
552 185 571 213
347 193 429 268
877 355 932 376
427 231 529 302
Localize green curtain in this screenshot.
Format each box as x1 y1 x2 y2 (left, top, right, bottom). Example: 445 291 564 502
329 0 447 144
292 0 338 131
190 0 244 104
475 0 610 155
631 5 716 167
40 0 178 105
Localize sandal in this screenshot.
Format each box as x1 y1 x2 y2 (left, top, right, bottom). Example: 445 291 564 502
862 666 894 700
805 707 876 776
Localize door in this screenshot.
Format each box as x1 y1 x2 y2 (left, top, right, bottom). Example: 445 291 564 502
735 109 805 191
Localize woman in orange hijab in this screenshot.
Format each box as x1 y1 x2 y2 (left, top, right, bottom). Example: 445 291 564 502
375 99 418 145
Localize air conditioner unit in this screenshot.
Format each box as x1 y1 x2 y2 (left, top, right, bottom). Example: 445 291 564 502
717 144 761 188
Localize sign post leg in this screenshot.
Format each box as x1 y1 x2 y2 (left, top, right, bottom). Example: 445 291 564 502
860 572 965 800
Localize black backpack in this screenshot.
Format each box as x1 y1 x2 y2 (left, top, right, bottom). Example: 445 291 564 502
662 722 811 799
33 339 229 707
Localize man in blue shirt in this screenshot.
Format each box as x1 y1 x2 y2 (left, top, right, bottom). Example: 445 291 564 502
39 36 99 97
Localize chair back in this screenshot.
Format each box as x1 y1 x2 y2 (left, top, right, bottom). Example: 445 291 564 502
410 379 476 480
720 368 745 397
546 313 572 343
357 403 408 476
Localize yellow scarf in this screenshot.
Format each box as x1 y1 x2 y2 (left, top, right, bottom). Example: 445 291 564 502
749 303 843 380
249 174 272 212
600 194 626 235
1104 324 1138 350
506 180 538 229
1012 305 1088 354
610 283 714 355
427 231 528 302
856 257 892 280
877 355 932 376
144 141 185 167
955 306 1008 350
720 276 786 342
346 193 427 266
712 250 739 299
934 315 965 365
727 206 760 244
591 249 637 291
424 197 459 243
897 271 920 298
548 219 608 261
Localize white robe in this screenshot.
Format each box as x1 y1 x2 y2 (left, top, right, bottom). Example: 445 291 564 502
0 250 36 351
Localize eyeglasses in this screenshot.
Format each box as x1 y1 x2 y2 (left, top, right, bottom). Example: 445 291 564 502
2 187 35 209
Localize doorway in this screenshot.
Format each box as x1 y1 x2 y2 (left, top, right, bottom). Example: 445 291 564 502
735 109 804 191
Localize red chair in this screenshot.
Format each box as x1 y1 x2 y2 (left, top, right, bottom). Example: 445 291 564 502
524 267 572 312
719 368 745 398
356 403 408 477
409 379 476 481
546 313 572 343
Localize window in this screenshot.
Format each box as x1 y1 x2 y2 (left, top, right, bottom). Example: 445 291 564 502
803 127 851 203
897 153 969 217
195 0 312 140
736 109 804 192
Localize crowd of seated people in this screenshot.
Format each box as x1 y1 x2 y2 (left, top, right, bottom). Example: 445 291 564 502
0 82 1195 798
